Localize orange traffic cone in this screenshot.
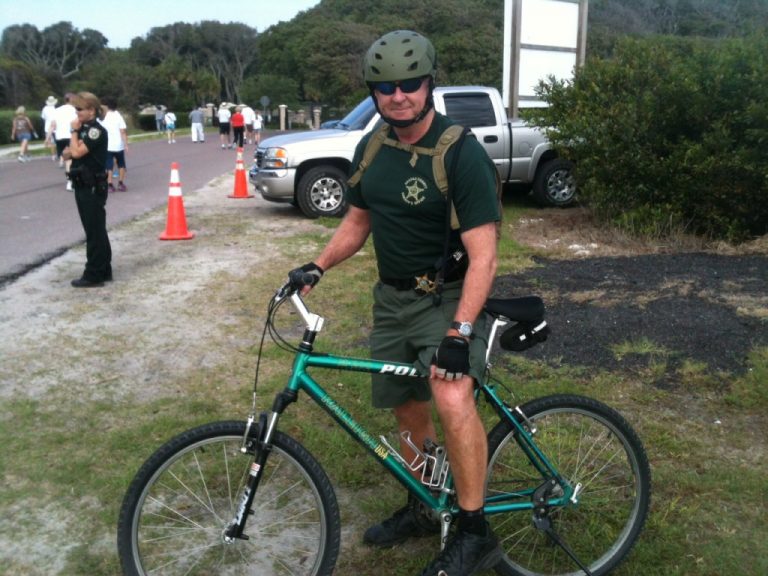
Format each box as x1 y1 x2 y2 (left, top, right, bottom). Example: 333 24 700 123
159 162 195 240
228 147 254 198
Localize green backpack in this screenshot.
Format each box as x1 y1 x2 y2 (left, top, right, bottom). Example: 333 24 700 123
348 123 502 233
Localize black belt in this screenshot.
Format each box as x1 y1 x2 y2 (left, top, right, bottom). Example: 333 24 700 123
380 268 465 294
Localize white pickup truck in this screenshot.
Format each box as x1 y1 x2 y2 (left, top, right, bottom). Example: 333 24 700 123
249 86 575 218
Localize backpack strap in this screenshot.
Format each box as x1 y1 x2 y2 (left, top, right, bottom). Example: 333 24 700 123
432 124 466 230
347 123 390 188
433 126 470 306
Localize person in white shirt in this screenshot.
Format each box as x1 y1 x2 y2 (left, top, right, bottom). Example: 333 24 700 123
41 95 58 161
164 111 177 143
50 94 79 189
253 112 264 146
217 104 232 149
242 104 256 144
101 98 129 191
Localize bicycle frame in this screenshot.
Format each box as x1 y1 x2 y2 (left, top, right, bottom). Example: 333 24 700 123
249 292 577 520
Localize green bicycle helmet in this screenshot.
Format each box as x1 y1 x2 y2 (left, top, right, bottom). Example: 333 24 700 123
364 30 437 128
363 30 437 83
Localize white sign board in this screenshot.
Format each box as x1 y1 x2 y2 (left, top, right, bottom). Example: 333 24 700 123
504 0 587 114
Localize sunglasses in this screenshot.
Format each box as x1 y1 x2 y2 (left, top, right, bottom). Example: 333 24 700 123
371 76 425 96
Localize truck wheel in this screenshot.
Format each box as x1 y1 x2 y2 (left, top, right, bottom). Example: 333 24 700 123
532 158 576 207
296 166 347 218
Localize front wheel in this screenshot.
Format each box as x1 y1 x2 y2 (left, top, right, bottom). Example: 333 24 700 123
117 420 341 576
296 165 348 218
486 394 651 576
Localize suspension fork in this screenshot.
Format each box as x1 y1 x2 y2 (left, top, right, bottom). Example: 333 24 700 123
225 390 297 541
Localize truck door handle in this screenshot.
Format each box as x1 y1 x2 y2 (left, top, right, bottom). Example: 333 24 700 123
483 135 498 143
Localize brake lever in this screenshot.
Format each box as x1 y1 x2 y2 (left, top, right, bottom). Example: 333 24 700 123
275 282 294 301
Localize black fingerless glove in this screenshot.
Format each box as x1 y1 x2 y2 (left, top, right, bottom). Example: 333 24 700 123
288 262 324 290
432 336 470 379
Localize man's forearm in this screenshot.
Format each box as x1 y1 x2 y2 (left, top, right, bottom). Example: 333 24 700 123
315 207 371 272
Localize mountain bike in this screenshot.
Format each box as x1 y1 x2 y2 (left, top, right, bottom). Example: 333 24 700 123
117 279 651 575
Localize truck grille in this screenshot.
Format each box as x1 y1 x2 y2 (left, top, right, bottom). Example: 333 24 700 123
254 149 265 168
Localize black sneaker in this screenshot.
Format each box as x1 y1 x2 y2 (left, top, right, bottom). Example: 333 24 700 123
363 500 440 547
420 526 502 576
71 276 104 288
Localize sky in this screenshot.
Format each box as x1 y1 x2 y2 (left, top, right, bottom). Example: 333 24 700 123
0 0 321 48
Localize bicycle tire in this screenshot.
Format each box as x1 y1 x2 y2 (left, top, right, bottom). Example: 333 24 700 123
486 394 651 576
117 420 341 576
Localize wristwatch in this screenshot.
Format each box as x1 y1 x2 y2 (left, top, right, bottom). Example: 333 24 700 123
450 321 473 338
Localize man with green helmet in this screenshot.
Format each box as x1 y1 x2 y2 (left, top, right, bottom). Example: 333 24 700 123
288 30 501 575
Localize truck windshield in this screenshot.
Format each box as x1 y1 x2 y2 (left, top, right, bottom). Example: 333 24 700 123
336 97 377 130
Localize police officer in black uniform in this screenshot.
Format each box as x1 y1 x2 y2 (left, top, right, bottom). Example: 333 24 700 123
63 92 112 288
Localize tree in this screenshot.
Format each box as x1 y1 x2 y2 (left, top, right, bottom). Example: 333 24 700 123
240 74 300 109
0 55 51 107
1 22 107 78
527 35 768 242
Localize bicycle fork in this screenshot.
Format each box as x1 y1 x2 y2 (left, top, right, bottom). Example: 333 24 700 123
223 411 277 542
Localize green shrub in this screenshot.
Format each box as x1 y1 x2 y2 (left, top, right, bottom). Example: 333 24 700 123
526 34 768 243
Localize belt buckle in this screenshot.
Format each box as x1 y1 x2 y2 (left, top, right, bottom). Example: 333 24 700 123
414 273 437 295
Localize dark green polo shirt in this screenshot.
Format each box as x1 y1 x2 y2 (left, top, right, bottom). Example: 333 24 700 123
347 112 499 280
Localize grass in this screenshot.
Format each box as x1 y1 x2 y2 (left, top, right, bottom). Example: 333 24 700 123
1 194 766 575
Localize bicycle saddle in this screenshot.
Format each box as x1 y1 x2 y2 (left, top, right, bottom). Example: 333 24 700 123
484 296 545 324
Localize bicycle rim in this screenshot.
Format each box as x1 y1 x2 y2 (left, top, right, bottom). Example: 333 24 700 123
119 421 339 575
486 395 650 576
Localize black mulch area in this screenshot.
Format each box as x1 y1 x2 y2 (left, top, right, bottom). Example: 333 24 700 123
492 253 767 382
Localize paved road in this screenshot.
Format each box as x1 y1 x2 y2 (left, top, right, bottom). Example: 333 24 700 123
0 136 261 284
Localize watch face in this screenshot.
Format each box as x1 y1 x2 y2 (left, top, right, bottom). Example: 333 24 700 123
453 321 472 337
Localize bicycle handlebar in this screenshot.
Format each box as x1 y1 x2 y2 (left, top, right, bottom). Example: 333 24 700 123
274 282 325 334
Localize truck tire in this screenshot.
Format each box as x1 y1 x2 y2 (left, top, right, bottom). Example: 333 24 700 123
296 166 347 218
532 158 576 207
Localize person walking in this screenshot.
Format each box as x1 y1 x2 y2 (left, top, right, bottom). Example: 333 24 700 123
253 111 263 146
231 105 245 148
164 110 177 143
217 104 231 149
287 30 501 576
42 95 58 161
154 106 165 132
62 92 111 288
10 106 35 163
101 98 128 192
242 104 255 144
189 106 205 143
51 94 78 189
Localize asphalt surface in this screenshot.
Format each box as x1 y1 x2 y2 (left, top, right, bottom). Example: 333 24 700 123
494 253 768 384
0 134 261 284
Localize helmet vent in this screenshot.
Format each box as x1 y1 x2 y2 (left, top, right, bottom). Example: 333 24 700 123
404 49 414 57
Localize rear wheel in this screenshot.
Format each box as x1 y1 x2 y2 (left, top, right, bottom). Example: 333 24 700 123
296 165 347 218
532 158 576 206
486 395 651 576
117 420 341 575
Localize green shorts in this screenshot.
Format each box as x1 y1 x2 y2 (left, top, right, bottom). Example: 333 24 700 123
369 280 490 409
